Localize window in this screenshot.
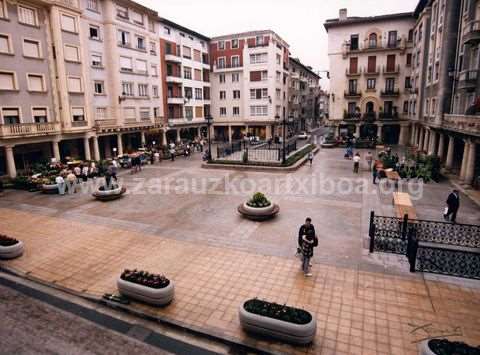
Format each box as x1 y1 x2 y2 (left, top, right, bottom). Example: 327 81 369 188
96 107 107 120
154 107 160 118
232 73 239 82
255 36 264 46
87 0 98 11
94 80 104 94
27 74 45 91
164 26 170 35
18 5 37 26
138 84 148 97
250 53 267 64
120 56 132 71
431 98 436 115
406 53 412 66
219 74 225 83
348 102 356 114
276 54 281 65
2 108 20 124
152 85 159 97
136 36 145 50
184 87 192 99
194 69 202 81
64 45 80 62
150 41 156 55
403 101 409 114
388 31 398 48
140 108 150 120
0 34 12 54
233 107 240 116
131 10 143 25
72 107 85 121
195 88 203 100
61 14 77 33
193 49 201 62
250 88 268 99
220 90 226 99
368 33 377 48
231 55 240 67
117 30 130 46
0 0 6 19
116 5 128 19
183 46 191 59
183 67 192 79
151 64 158 76
0 71 16 90
185 106 193 119
276 71 281 82
231 39 239 49
135 59 147 73
350 34 359 50
348 79 357 93
367 78 376 90
89 25 100 40
91 53 102 67
67 76 82 93
385 78 395 92
276 88 281 99
23 39 41 58
32 107 47 122
218 41 225 50
405 76 411 89
122 82 134 96
249 70 267 82
124 107 136 120
217 57 225 68
220 107 226 116
250 105 268 116
233 90 240 99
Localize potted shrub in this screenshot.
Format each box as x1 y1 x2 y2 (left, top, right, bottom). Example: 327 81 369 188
238 192 279 221
92 182 126 201
41 176 59 194
0 234 24 260
419 338 480 355
117 269 174 306
239 298 316 344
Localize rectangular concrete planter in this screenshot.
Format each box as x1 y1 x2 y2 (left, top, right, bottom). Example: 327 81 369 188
0 240 24 259
238 302 316 344
117 277 174 306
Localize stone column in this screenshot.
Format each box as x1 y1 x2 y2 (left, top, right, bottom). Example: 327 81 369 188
335 125 340 137
464 141 477 186
162 129 167 146
399 125 408 146
377 124 383 142
355 124 360 138
428 131 437 156
52 140 61 162
266 125 272 140
423 130 430 152
116 134 123 156
83 136 91 161
437 133 445 161
140 131 146 147
176 129 181 142
92 136 100 161
410 125 416 146
104 137 111 158
5 145 16 178
196 126 201 138
445 136 454 170
418 128 424 151
228 125 232 143
459 141 470 181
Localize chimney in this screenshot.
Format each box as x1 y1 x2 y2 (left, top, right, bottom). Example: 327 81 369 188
339 8 347 21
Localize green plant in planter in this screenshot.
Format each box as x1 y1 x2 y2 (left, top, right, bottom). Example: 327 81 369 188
0 234 19 247
247 192 271 208
244 298 312 325
428 339 480 355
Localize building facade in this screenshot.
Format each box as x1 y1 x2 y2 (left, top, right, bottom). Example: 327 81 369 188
209 30 290 142
324 9 415 145
288 57 321 133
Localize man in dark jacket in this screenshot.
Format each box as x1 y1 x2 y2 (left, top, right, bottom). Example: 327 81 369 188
298 218 318 277
444 189 460 223
298 218 316 253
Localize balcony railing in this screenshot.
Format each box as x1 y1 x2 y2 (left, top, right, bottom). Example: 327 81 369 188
364 66 380 75
362 112 377 122
379 112 400 120
213 63 243 72
344 90 362 98
457 69 479 90
52 0 79 9
0 122 60 138
95 119 117 128
464 20 480 45
382 65 400 74
343 39 405 54
343 113 362 121
345 68 362 76
380 89 400 97
443 114 480 136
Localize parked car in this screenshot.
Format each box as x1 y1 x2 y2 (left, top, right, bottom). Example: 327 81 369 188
298 132 309 139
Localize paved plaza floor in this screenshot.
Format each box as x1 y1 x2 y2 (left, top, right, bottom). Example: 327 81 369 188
0 147 479 354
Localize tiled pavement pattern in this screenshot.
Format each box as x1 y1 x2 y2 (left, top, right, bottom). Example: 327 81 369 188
1 207 479 355
0 147 479 354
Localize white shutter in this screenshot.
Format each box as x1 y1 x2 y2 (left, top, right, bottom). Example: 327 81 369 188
23 40 40 57
28 75 43 91
3 109 19 116
19 6 36 25
61 14 76 32
0 72 15 90
64 45 79 62
123 107 136 120
0 35 9 53
120 56 132 70
131 11 143 24
68 77 82 92
135 59 147 72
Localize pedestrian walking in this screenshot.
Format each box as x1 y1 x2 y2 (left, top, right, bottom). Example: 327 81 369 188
365 151 373 171
55 175 66 195
297 218 316 254
169 147 176 161
353 153 361 173
372 168 378 185
444 189 460 223
111 159 118 181
73 165 82 183
81 165 89 182
308 151 314 166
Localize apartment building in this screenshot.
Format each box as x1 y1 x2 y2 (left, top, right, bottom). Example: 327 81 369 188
209 30 290 142
159 18 210 144
324 9 415 145
288 57 321 133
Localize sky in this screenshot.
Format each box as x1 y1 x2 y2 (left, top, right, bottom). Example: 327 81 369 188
137 0 420 89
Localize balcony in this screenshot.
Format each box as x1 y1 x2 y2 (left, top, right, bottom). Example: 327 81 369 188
463 20 480 45
165 53 182 63
457 69 479 91
95 119 117 128
344 90 362 99
443 114 480 136
362 112 377 123
343 112 362 121
71 120 88 128
345 68 362 77
167 95 185 105
364 66 380 76
0 122 60 138
382 65 400 75
52 0 79 9
342 39 406 57
378 112 400 120
166 74 183 84
380 89 400 97
212 63 243 73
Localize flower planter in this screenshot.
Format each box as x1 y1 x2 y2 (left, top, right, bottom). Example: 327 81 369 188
238 299 316 344
419 339 480 355
0 240 24 260
117 270 174 306
237 192 279 221
41 183 59 194
92 186 126 201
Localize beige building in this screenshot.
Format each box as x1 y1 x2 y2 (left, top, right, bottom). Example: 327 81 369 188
324 9 415 145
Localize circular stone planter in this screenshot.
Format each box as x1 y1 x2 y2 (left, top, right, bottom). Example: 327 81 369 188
92 186 126 201
237 202 279 221
239 303 316 344
117 277 174 306
418 339 480 355
41 184 59 194
0 240 24 260
320 143 336 148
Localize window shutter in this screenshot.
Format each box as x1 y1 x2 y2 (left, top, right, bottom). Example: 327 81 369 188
61 14 76 32
64 45 79 61
29 75 43 91
0 73 14 90
68 77 82 92
0 36 9 53
24 40 40 57
120 56 132 70
135 59 147 72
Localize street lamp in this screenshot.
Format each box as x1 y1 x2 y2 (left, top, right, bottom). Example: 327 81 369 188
205 115 213 161
281 116 294 164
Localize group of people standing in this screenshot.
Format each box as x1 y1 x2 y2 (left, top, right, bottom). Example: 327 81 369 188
55 162 98 195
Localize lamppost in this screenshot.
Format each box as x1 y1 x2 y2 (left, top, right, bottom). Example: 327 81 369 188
205 115 213 161
281 116 294 164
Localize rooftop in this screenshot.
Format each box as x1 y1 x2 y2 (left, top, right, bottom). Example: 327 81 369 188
324 11 414 31
289 57 321 79
158 17 210 42
211 30 289 48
